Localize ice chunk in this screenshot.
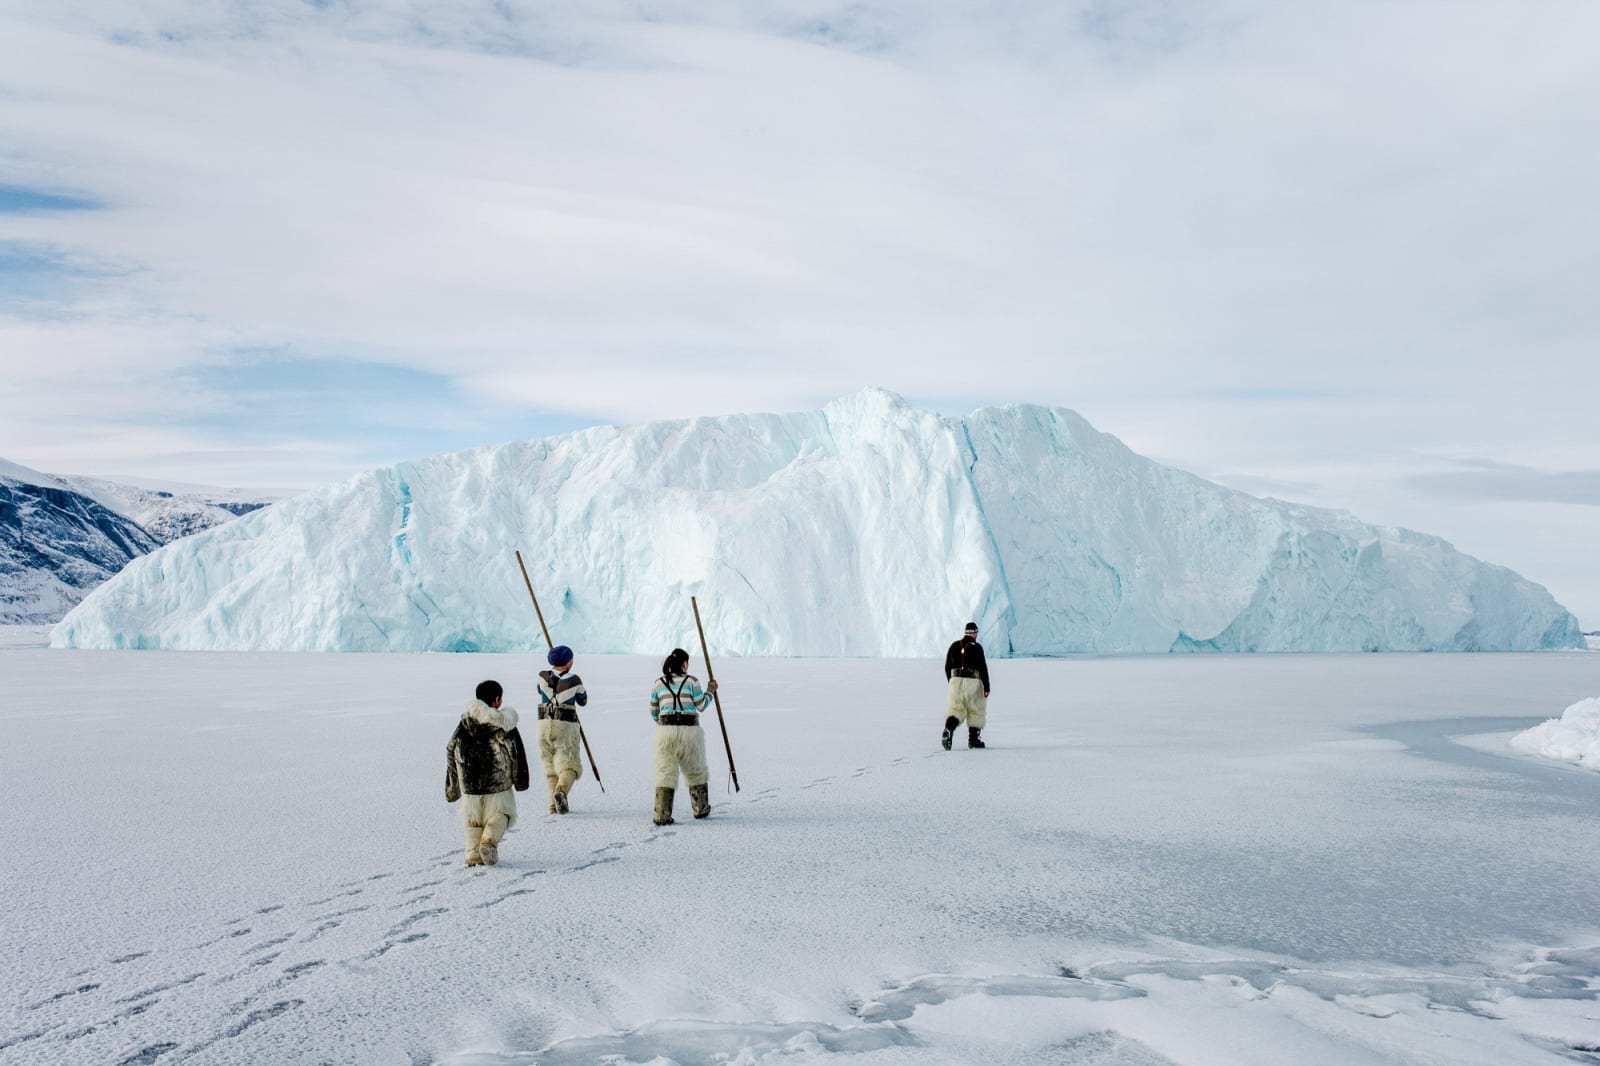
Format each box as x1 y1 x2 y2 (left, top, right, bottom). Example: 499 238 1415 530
1510 697 1600 770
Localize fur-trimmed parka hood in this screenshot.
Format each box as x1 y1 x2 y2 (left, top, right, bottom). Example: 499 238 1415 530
463 699 518 731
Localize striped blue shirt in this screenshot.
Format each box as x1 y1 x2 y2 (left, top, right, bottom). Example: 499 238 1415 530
649 673 711 720
538 670 588 710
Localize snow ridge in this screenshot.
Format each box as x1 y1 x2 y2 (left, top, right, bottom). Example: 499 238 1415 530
51 390 1583 654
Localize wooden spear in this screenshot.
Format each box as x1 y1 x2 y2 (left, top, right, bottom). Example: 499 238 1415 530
514 550 604 791
691 594 741 792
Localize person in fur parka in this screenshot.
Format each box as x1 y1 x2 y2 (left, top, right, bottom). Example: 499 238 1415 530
445 679 531 866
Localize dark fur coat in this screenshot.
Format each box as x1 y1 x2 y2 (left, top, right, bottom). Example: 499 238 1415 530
445 700 531 800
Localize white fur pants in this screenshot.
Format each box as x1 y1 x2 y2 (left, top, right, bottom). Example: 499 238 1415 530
654 724 709 789
460 790 517 858
538 718 584 799
947 676 987 729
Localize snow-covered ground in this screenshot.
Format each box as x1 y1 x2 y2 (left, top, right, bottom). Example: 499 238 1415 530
0 624 49 649
3 643 1598 1064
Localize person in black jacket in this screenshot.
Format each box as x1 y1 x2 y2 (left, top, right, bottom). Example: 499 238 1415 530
445 679 531 866
941 621 989 750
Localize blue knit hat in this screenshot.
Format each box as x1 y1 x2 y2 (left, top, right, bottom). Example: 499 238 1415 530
547 645 574 667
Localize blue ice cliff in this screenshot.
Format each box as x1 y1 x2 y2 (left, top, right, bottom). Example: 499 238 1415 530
52 390 1584 654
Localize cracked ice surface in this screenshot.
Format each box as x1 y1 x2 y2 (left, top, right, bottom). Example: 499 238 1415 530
2 644 1598 1064
49 390 1582 654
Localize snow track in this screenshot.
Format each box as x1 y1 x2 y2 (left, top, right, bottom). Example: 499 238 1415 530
11 822 691 1062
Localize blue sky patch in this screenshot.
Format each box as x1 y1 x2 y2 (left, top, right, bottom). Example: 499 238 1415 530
0 184 102 214
176 353 598 469
0 241 107 310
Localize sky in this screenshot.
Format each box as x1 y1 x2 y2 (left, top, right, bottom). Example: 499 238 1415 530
0 0 1596 626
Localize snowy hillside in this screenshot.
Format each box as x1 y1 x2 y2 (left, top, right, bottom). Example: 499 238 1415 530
1 458 161 624
52 390 1583 654
0 459 276 624
57 473 275 545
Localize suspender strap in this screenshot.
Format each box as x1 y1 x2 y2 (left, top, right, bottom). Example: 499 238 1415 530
661 675 691 711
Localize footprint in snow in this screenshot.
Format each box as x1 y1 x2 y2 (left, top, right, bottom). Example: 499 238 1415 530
114 999 158 1019
569 856 620 873
336 873 391 889
30 984 99 1009
117 1041 179 1065
0 1023 63 1054
384 908 448 938
115 973 204 1004
218 952 285 984
474 889 536 910
363 932 428 960
305 887 363 907
300 920 342 944
244 932 294 955
184 998 304 1057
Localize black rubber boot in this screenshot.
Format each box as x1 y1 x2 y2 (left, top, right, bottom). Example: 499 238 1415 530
941 716 959 751
653 787 675 826
968 727 986 749
690 783 711 819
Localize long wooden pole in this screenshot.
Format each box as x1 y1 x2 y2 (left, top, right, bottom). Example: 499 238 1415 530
515 550 604 792
690 595 740 792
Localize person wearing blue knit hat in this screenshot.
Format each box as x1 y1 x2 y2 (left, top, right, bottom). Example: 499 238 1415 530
536 645 588 814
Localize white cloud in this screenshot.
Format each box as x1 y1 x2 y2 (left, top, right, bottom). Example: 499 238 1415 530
1 0 1597 618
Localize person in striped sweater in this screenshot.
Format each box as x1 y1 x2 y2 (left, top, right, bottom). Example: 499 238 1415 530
648 648 719 825
536 646 587 814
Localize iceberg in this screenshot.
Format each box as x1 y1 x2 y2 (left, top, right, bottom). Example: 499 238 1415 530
52 389 1584 654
